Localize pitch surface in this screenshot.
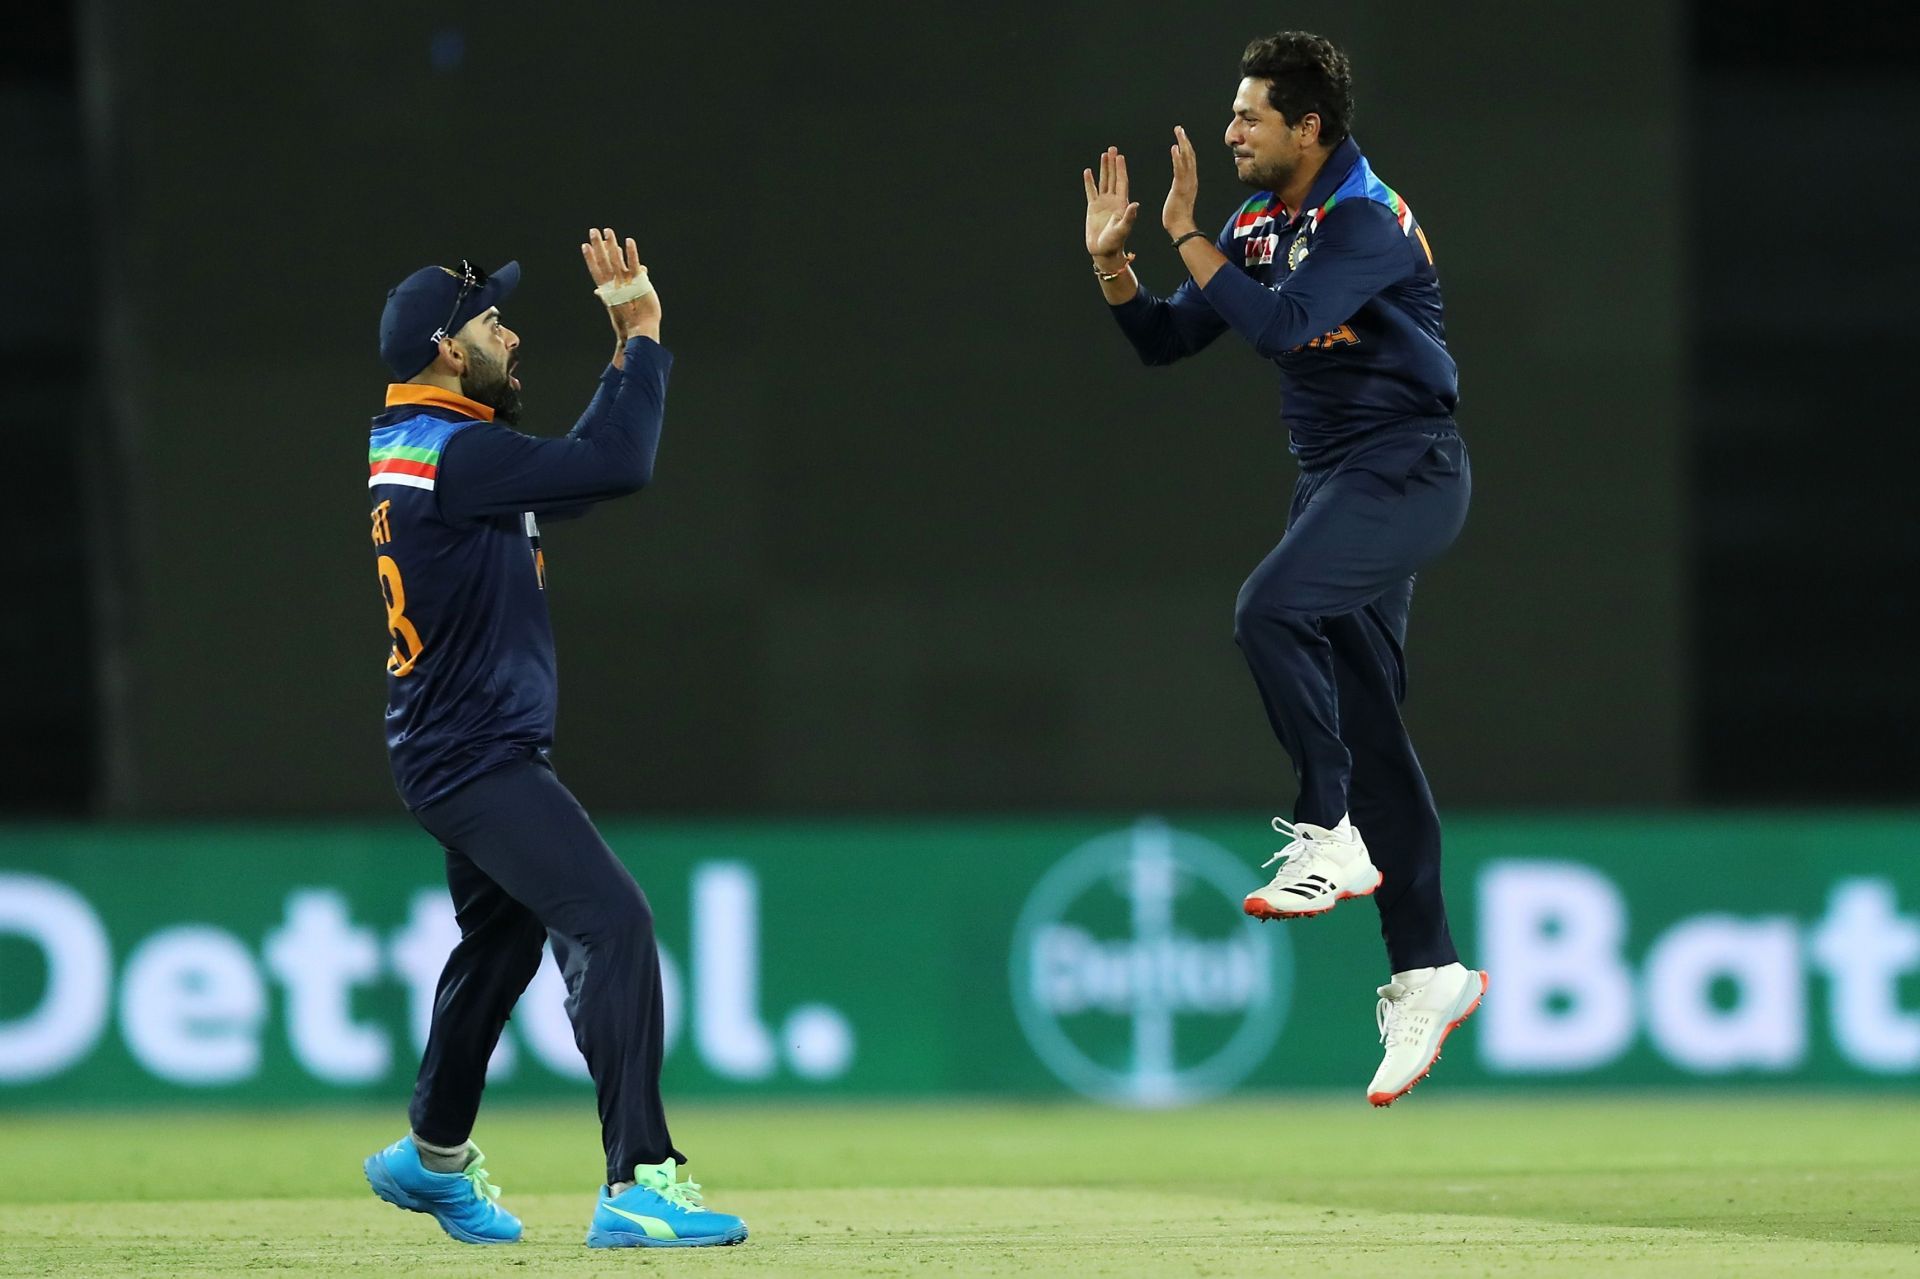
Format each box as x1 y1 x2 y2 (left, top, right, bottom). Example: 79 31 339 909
1 1098 1913 1276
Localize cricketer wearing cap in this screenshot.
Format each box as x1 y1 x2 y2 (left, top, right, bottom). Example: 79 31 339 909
1082 32 1486 1106
358 230 746 1250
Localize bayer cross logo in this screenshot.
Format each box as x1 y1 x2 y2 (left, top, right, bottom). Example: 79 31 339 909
1010 820 1293 1105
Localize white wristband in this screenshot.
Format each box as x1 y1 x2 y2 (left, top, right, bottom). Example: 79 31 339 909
595 270 654 306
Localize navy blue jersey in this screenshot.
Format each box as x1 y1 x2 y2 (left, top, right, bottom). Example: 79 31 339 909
367 336 671 809
1110 137 1457 468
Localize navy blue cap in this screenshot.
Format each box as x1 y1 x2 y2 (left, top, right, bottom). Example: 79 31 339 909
378 259 521 381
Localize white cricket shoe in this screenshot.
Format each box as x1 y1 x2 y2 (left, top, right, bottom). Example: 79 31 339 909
1367 962 1488 1107
1242 816 1383 921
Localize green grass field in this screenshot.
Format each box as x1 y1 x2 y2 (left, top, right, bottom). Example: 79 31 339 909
1 1097 1914 1276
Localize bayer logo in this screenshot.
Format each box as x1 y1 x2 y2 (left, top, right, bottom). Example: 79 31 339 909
1009 820 1294 1106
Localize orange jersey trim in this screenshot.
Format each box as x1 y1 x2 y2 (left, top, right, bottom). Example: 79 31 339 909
383 384 496 421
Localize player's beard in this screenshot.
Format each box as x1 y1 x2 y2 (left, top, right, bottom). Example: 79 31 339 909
1238 154 1296 193
461 347 523 425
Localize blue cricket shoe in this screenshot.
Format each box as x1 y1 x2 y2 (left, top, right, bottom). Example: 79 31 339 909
586 1160 748 1248
363 1135 523 1244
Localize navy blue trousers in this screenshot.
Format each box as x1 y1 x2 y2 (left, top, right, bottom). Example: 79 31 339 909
408 756 682 1184
1233 428 1471 973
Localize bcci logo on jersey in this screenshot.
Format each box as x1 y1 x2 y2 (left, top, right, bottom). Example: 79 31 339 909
1009 820 1293 1106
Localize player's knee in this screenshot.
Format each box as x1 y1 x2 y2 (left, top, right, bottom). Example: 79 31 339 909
1233 577 1314 644
508 913 547 963
1231 590 1261 643
585 877 654 946
618 889 655 941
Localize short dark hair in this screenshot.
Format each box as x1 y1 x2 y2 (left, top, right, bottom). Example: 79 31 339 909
1239 31 1354 146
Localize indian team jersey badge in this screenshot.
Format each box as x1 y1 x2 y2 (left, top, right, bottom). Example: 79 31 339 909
1288 231 1311 271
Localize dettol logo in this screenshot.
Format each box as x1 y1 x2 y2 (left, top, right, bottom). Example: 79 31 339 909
1009 819 1292 1105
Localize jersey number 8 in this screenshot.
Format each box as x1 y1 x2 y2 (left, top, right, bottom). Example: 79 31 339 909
377 555 424 676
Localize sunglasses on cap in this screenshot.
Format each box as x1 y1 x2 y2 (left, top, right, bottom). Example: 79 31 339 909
429 259 489 347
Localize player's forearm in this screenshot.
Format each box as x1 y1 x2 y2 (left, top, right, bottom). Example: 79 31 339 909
436 339 671 519
1177 238 1229 290
592 337 670 492
1201 266 1318 357
1200 204 1412 359
610 313 662 369
567 365 625 439
1108 292 1183 365
1106 280 1229 367
570 321 669 438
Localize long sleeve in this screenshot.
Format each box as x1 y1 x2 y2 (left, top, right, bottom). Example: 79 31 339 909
566 363 624 438
1106 215 1235 365
436 335 672 522
1200 200 1414 360
532 362 630 521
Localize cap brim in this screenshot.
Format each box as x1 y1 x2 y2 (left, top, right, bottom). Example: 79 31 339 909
469 259 520 321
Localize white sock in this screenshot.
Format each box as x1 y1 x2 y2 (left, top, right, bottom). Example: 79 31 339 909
610 1180 635 1196
411 1133 472 1174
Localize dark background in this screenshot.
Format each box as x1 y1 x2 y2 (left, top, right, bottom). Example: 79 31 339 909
2 0 1911 817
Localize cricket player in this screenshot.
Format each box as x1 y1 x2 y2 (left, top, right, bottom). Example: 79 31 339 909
359 230 746 1247
1083 32 1486 1105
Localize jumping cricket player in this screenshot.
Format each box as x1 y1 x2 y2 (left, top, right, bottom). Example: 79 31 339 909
1083 31 1486 1105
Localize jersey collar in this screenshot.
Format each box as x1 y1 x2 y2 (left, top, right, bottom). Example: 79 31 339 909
383 384 496 421
1291 135 1364 224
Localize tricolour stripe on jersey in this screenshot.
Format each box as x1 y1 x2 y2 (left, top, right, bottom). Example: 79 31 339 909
372 456 436 477
1314 158 1417 237
369 471 435 491
370 443 442 464
1233 194 1286 238
369 436 448 489
369 412 471 493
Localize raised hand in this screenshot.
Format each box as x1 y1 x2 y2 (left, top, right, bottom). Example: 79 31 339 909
1163 126 1201 238
580 227 661 348
1083 146 1140 264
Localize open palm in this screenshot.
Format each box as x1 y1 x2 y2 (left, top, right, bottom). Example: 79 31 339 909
580 226 660 340
1083 146 1140 258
